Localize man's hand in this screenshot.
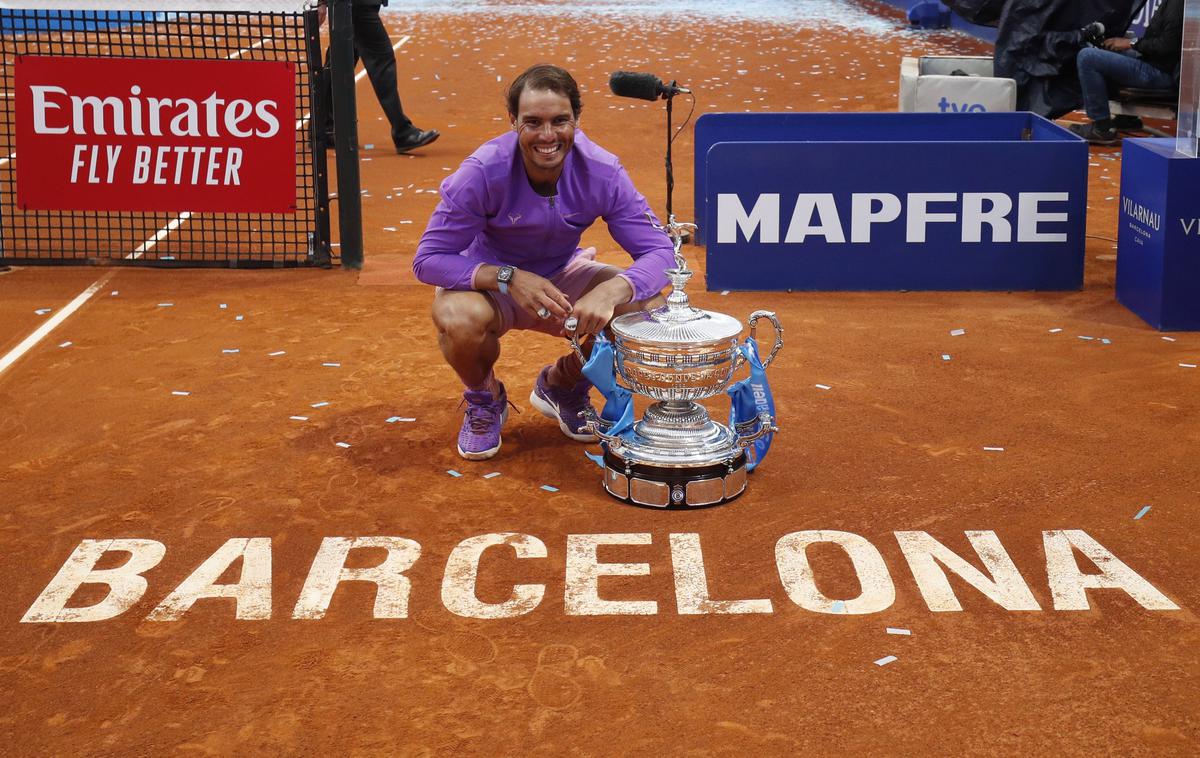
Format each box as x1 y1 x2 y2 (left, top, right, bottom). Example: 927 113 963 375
567 277 634 337
510 269 573 320
1102 37 1134 52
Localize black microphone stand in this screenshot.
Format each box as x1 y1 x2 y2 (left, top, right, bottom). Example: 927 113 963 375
665 80 676 221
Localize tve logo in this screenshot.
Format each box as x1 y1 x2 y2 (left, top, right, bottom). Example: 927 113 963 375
938 96 987 113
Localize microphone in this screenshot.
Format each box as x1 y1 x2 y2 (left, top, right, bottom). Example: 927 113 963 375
609 71 690 101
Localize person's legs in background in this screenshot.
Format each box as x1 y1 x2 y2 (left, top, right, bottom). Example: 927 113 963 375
352 3 439 152
1074 47 1176 144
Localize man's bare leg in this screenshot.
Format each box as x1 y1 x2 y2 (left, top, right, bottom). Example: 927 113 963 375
547 266 667 389
432 289 503 395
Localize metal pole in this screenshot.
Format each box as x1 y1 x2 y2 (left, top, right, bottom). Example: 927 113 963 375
665 85 674 220
329 0 363 269
304 9 332 267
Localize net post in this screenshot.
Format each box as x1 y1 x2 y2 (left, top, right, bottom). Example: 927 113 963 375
329 0 363 269
305 7 333 267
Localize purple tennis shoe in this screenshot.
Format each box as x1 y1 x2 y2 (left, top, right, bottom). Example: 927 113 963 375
457 382 509 460
529 366 598 442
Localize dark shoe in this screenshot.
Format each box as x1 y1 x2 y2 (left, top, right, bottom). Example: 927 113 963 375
394 128 439 154
1112 114 1144 132
457 382 509 460
1080 21 1105 46
1069 121 1119 146
529 366 598 442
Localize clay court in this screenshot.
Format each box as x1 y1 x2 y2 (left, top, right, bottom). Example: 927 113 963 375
1 1 1197 754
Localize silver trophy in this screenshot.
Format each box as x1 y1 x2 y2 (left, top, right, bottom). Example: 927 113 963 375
566 217 782 508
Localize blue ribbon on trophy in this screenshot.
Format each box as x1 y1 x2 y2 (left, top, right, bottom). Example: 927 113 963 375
726 336 775 472
581 332 636 444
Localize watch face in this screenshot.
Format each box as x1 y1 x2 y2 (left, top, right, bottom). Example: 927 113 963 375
498 266 514 283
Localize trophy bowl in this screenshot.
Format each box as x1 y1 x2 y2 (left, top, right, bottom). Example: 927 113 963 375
610 306 780 402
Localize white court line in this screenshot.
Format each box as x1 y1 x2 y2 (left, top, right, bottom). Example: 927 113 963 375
0 152 12 169
0 35 281 378
0 273 116 377
1 34 415 378
227 37 272 60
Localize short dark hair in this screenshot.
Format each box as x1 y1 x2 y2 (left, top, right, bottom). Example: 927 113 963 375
506 64 582 119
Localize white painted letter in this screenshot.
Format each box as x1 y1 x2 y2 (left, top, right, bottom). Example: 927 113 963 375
565 533 657 616
71 95 125 136
1016 192 1069 242
895 531 1040 612
255 99 280 137
961 192 1013 243
292 536 421 620
441 533 546 619
850 193 901 243
147 537 272 620
717 193 779 244
69 144 87 183
785 193 845 243
775 530 895 614
1043 530 1179 611
670 533 772 614
22 539 166 623
31 85 69 135
132 145 151 184
905 192 958 243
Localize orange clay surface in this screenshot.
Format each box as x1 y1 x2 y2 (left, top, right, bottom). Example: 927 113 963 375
0 3 1197 754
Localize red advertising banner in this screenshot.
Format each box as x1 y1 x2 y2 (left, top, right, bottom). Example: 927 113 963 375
15 56 296 213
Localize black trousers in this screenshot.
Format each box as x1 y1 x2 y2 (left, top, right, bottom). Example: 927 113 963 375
323 3 414 142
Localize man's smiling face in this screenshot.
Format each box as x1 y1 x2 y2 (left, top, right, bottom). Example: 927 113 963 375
512 87 577 186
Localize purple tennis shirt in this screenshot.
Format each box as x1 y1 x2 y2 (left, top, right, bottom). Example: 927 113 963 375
413 130 674 302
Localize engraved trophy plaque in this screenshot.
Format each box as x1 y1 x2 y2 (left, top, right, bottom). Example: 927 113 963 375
566 218 782 508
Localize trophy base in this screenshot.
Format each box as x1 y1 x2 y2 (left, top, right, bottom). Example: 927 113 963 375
602 449 748 509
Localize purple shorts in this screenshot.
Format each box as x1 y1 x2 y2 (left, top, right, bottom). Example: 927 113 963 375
487 249 615 337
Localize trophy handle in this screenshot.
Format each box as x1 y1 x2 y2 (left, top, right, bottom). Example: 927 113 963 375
579 407 625 451
563 316 586 362
747 310 783 370
735 412 778 451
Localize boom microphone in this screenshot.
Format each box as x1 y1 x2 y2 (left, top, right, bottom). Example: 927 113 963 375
609 71 690 101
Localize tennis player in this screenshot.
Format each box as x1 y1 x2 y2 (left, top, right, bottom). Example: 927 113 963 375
414 64 674 460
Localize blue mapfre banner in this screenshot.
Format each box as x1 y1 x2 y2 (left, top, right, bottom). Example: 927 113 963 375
701 113 1088 291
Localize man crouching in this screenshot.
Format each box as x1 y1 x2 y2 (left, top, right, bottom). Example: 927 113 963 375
413 64 673 460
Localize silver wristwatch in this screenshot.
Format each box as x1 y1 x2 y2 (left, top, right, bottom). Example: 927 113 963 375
497 265 515 295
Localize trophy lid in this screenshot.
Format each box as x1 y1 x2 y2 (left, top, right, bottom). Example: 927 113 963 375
611 265 743 346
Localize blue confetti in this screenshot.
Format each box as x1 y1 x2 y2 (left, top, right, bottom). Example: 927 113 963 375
447 470 462 478
584 450 605 468
1134 505 1151 520
830 599 846 614
540 485 559 492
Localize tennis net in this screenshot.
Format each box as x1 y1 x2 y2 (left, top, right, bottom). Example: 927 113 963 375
0 0 332 267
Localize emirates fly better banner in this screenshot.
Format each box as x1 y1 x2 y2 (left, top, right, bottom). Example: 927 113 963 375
16 56 296 213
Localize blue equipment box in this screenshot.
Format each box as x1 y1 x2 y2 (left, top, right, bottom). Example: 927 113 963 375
695 112 1088 291
1116 138 1200 331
